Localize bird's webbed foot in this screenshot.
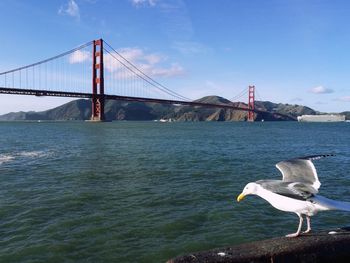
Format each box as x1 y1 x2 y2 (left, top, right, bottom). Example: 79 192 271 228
285 232 301 238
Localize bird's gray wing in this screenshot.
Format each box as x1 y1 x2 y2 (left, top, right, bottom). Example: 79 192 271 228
275 154 334 190
257 180 316 201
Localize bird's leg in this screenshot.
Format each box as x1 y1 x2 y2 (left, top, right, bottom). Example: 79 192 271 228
303 216 312 234
286 214 303 238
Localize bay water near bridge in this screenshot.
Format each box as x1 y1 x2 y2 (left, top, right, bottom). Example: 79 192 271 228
0 121 349 263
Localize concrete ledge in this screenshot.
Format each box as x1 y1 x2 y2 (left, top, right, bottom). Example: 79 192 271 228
167 227 350 263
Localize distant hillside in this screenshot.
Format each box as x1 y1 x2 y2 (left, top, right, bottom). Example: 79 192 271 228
0 100 91 121
164 96 273 121
0 96 324 122
104 100 173 121
0 99 174 121
164 96 312 121
254 101 316 118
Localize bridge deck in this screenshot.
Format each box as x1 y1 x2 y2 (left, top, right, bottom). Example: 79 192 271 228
0 87 251 110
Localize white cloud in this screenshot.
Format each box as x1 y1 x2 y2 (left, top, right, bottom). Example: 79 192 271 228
146 63 184 77
158 1 194 40
290 97 303 102
310 86 334 94
58 0 80 20
104 47 185 78
130 0 157 7
172 41 209 55
144 54 162 65
116 48 144 63
337 96 350 102
69 50 90 64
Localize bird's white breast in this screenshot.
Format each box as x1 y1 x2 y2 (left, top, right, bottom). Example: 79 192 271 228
256 187 317 215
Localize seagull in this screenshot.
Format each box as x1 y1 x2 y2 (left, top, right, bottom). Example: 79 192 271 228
237 154 350 237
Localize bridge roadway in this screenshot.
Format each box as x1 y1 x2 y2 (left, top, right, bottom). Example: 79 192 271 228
0 87 296 120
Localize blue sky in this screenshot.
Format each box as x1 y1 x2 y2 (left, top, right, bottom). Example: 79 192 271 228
0 0 349 114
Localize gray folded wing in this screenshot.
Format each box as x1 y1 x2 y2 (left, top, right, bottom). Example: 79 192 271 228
257 180 316 201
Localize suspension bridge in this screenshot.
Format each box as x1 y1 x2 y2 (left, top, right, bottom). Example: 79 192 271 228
0 39 290 122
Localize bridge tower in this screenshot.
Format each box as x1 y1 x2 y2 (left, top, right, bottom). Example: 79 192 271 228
247 85 255 122
91 39 105 121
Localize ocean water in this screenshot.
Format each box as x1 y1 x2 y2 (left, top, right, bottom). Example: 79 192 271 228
0 121 349 262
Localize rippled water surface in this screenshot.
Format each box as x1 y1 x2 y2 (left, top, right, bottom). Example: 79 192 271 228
0 121 349 262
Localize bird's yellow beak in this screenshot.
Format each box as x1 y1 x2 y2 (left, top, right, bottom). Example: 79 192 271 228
237 193 245 202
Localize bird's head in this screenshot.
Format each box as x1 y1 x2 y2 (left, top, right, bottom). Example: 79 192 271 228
237 182 258 202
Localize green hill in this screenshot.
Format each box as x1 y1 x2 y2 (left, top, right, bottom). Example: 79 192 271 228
0 96 325 121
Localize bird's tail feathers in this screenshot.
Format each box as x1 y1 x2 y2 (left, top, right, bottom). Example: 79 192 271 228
312 195 350 212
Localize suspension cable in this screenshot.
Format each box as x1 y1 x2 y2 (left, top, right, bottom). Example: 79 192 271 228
0 41 94 75
104 41 191 101
230 87 248 101
255 88 263 101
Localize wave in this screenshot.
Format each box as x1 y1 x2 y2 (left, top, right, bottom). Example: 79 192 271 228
0 150 53 165
0 154 15 165
17 151 49 158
